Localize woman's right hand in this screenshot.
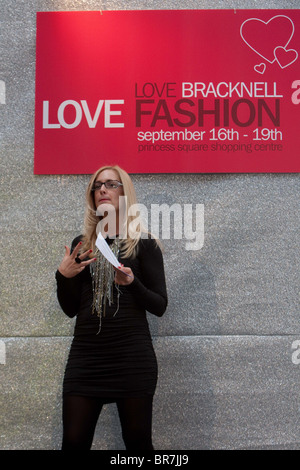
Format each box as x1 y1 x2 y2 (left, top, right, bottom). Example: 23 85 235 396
58 242 96 278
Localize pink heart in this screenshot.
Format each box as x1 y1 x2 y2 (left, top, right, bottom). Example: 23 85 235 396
241 15 295 63
254 63 266 74
274 46 298 68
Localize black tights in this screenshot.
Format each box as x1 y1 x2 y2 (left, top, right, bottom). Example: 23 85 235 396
61 395 154 450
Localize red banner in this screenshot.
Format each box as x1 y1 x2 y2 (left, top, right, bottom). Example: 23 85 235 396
34 10 300 174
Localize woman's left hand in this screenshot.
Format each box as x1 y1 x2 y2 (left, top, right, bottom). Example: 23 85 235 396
114 266 134 286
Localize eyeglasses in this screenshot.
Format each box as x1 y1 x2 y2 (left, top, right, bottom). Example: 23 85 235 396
91 180 123 191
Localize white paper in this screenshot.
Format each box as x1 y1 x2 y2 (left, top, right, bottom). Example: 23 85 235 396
95 232 132 277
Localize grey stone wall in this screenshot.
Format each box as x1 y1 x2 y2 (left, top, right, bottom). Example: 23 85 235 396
1 0 300 450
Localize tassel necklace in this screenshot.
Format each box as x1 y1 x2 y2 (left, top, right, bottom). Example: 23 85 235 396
90 237 121 334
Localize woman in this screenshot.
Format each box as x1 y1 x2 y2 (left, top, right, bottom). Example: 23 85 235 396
56 165 168 450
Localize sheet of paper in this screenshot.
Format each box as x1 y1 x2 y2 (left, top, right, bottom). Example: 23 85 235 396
95 232 132 277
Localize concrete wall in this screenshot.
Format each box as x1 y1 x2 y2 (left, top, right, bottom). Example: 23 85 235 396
1 0 300 450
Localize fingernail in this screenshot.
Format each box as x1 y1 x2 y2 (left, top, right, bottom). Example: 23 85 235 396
89 249 93 252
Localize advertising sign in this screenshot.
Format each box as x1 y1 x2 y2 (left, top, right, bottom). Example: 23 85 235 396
34 10 300 173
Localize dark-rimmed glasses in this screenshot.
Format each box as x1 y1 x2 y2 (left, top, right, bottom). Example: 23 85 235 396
91 180 123 191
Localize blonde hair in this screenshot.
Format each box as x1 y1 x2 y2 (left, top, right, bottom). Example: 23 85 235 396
81 165 151 258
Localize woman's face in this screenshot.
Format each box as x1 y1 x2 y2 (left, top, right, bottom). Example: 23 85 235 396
93 169 124 215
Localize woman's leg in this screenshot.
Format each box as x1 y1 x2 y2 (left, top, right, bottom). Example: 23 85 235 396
116 396 154 450
61 395 104 450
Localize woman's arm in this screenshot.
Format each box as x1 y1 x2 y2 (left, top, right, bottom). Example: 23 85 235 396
55 269 82 318
124 238 168 317
55 236 95 318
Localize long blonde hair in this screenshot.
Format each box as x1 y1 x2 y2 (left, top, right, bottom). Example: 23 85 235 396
81 165 150 258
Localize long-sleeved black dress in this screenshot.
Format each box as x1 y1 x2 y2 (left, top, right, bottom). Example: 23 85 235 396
55 235 167 402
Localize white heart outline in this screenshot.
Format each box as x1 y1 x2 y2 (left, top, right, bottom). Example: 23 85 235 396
240 15 295 64
254 63 266 74
274 46 298 69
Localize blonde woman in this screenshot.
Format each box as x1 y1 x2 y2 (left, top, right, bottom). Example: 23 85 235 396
56 165 168 450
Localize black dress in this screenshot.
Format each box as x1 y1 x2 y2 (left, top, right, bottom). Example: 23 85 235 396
55 235 168 402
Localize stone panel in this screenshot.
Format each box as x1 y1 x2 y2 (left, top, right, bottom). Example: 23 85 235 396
1 336 300 449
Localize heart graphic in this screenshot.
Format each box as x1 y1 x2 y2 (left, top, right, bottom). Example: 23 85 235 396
240 15 295 63
274 46 298 68
254 63 266 74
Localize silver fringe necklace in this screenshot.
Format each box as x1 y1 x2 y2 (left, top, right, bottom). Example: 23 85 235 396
90 237 121 334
